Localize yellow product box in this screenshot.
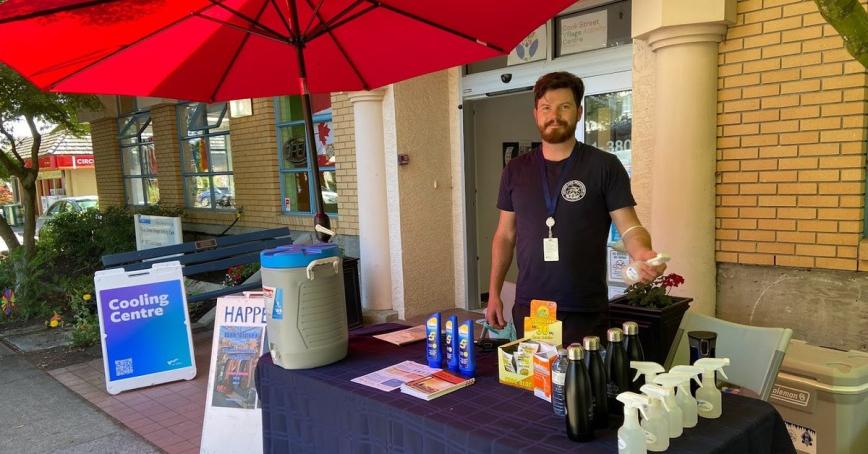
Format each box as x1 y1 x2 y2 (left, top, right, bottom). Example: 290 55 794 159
497 338 537 391
530 299 557 321
523 317 563 347
532 342 559 402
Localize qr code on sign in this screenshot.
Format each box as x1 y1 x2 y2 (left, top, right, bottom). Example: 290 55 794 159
115 358 133 377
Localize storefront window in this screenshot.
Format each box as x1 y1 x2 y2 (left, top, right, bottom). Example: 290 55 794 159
584 90 632 171
178 102 235 210
275 94 337 215
119 111 159 206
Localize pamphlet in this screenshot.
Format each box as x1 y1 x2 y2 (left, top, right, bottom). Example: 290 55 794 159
372 325 427 346
401 370 475 401
351 360 440 392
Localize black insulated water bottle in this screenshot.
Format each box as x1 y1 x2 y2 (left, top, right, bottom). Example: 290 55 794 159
565 343 594 442
583 336 609 430
622 321 644 392
605 328 630 415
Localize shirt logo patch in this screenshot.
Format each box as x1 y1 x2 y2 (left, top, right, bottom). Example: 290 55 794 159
561 180 586 202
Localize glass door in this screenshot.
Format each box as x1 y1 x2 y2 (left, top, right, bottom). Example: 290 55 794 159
584 90 632 172
577 71 633 295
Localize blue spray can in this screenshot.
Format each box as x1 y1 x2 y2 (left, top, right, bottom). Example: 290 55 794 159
458 319 476 377
445 315 459 371
426 312 442 368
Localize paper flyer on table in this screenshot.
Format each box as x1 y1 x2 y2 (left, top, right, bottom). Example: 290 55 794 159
351 360 440 391
372 325 426 346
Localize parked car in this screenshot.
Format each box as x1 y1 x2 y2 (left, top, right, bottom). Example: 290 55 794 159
196 187 233 207
36 196 99 234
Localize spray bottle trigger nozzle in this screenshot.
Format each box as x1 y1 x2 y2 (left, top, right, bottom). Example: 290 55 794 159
645 253 671 266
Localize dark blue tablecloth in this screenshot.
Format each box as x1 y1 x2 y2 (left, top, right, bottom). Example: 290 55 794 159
256 324 795 453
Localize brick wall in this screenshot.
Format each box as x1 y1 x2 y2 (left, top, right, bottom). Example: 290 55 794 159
150 104 183 208
331 93 359 235
90 117 125 207
716 0 868 271
90 96 359 236
226 97 282 229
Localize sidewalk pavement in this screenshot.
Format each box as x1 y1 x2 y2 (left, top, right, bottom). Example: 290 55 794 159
0 341 159 453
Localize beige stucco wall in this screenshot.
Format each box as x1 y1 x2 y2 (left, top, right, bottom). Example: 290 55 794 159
630 38 657 228
448 68 467 310
393 70 457 319
66 169 98 197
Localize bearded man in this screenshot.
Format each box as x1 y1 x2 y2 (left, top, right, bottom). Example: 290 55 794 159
484 71 666 345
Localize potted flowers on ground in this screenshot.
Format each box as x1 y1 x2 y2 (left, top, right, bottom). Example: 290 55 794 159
608 273 691 365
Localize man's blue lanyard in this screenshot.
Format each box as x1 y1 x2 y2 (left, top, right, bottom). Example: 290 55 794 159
537 145 580 219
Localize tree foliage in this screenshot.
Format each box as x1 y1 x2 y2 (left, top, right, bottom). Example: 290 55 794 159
815 0 868 68
0 64 100 257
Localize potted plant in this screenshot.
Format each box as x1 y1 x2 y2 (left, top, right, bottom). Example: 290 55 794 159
608 273 692 365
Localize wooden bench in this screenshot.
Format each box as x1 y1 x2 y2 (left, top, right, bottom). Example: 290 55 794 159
101 227 293 303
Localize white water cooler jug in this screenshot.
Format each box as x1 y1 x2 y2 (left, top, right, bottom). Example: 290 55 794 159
261 244 348 369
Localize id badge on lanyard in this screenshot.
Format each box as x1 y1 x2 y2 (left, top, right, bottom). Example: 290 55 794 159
538 148 579 262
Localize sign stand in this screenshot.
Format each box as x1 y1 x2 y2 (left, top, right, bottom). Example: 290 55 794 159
200 293 268 454
94 261 196 395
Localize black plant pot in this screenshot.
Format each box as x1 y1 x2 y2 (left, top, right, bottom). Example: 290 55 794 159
607 296 692 366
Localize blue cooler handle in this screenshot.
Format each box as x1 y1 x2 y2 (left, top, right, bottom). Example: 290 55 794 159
306 256 341 280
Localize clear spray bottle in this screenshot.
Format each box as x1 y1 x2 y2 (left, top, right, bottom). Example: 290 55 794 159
652 373 683 438
639 384 670 452
623 253 670 285
631 361 664 391
669 365 702 428
694 357 730 419
616 392 650 454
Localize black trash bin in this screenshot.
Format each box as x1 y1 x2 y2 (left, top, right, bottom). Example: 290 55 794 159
343 257 363 329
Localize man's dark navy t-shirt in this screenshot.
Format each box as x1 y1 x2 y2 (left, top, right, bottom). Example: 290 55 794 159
497 142 635 312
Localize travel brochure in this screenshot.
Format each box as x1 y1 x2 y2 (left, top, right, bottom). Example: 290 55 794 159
351 360 440 392
401 370 475 401
372 324 427 346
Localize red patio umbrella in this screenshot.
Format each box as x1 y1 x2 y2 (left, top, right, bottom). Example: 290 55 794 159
0 0 575 239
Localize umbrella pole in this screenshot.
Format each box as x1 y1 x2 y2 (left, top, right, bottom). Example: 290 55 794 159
289 0 330 242
300 92 332 242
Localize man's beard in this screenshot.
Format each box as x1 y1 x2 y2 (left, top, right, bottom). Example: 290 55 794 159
539 119 577 143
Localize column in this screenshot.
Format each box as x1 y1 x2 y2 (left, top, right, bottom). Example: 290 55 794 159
347 89 393 311
643 22 729 316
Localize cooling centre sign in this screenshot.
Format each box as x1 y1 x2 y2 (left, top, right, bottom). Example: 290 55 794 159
94 262 196 394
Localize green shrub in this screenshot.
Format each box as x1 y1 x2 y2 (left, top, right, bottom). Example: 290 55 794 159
2 205 187 326
65 275 99 347
38 206 136 277
0 246 63 321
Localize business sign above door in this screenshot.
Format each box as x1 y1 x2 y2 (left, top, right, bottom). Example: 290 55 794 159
25 154 95 169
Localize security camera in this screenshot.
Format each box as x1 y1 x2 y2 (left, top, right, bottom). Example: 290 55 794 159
500 73 512 84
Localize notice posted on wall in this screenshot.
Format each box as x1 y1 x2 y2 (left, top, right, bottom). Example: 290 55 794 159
608 249 629 284
201 293 269 454
134 214 182 250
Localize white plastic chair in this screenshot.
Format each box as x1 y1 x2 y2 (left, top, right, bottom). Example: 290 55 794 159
665 311 792 401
